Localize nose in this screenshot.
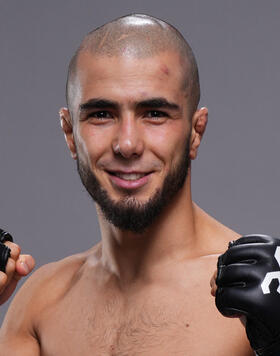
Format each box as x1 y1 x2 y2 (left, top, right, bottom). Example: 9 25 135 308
112 115 144 159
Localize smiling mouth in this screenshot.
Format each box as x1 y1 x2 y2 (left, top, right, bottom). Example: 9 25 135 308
108 172 149 181
104 169 154 191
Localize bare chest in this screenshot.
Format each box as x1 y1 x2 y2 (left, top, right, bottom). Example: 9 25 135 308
37 264 251 356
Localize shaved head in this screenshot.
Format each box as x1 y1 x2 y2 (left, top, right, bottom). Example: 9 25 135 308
66 14 200 118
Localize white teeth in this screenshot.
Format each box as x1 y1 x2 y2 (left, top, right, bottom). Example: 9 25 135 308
115 173 146 181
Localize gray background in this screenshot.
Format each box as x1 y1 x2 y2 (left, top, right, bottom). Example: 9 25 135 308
1 0 279 323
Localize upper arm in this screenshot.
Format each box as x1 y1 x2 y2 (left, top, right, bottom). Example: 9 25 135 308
0 263 58 356
0 254 86 356
0 291 40 356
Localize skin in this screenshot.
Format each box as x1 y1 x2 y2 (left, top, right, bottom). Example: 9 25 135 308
0 50 254 355
0 242 34 305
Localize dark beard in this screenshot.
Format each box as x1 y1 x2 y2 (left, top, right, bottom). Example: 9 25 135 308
77 135 191 234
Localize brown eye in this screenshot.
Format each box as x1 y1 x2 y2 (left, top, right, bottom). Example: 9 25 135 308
144 110 168 124
146 110 166 118
90 111 113 119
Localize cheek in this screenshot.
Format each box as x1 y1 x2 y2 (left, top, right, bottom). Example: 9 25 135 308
144 122 188 164
75 125 112 164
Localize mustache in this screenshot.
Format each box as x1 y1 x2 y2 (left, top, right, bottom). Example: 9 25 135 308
97 159 163 172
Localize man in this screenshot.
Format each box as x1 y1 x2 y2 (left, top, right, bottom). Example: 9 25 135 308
0 14 257 355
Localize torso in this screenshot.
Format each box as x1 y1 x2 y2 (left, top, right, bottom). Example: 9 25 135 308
31 246 252 356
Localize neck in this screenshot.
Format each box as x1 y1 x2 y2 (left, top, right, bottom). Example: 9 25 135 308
98 175 199 286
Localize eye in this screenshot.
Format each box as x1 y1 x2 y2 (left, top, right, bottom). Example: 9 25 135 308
85 111 114 125
144 110 168 123
89 111 113 119
146 110 166 118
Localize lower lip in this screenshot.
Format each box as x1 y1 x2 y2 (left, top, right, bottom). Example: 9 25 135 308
108 173 151 190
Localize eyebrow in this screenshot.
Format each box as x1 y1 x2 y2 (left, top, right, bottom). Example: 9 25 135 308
79 97 180 113
79 99 118 112
136 98 180 111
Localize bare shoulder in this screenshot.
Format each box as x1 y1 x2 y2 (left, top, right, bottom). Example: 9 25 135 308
193 203 242 256
0 244 100 347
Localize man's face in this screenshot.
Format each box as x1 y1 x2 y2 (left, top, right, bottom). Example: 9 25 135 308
71 51 192 233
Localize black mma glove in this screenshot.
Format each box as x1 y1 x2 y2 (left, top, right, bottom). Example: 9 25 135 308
0 229 13 273
215 234 280 356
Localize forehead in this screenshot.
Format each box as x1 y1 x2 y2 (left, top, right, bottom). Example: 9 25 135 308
72 51 187 107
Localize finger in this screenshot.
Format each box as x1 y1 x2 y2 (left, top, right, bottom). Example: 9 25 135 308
211 283 217 296
0 255 35 306
216 263 262 287
4 258 16 285
0 272 8 294
210 270 217 288
219 244 274 266
3 242 21 260
213 269 217 280
215 285 250 317
210 269 218 296
210 276 215 289
210 275 217 296
15 255 35 277
212 286 217 296
231 234 275 247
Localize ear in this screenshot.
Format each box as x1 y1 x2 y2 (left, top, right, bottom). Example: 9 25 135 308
189 107 208 160
59 107 77 160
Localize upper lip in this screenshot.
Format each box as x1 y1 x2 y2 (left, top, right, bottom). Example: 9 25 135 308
106 170 153 175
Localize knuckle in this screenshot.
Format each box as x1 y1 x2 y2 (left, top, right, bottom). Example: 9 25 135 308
5 242 21 259
11 243 21 257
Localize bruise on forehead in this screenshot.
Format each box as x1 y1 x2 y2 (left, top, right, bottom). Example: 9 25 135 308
160 64 170 76
66 14 200 118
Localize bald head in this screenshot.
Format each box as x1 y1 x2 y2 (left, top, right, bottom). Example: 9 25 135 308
66 14 200 118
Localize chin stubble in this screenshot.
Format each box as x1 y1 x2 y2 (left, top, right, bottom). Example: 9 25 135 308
76 134 191 234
